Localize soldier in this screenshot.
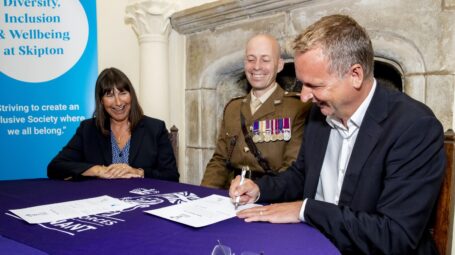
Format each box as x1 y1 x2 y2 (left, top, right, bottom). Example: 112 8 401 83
201 34 311 189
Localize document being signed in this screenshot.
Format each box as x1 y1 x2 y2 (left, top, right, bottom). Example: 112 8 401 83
10 195 136 224
145 194 260 228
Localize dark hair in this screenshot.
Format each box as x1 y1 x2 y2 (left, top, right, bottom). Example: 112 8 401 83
293 14 374 79
93 67 143 135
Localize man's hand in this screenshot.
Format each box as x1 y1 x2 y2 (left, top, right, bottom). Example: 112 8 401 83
237 201 303 224
229 175 260 206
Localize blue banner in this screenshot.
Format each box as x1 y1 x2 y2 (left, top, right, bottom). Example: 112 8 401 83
0 0 98 180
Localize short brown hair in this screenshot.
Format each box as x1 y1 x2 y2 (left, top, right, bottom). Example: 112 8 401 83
93 67 143 135
293 14 374 79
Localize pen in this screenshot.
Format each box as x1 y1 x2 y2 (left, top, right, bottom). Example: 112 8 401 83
234 166 248 210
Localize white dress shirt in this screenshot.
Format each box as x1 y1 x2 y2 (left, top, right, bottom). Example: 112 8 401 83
299 79 377 221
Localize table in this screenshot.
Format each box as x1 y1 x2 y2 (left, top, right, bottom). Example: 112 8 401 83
0 178 340 255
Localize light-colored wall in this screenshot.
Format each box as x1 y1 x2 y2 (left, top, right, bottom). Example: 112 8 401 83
96 0 216 91
96 0 140 91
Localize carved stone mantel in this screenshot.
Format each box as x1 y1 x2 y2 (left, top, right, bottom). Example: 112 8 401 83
125 0 178 124
171 0 314 34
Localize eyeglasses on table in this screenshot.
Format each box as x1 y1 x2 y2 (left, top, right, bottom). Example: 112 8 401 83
211 240 264 255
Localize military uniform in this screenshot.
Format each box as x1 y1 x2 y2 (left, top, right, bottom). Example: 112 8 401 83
201 85 311 189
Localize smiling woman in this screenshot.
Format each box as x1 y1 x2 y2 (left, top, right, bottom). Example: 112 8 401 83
47 67 179 182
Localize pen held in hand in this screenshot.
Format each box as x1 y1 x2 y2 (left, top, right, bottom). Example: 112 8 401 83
234 166 249 210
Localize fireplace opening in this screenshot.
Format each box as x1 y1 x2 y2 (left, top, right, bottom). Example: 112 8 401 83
277 62 301 92
374 60 403 91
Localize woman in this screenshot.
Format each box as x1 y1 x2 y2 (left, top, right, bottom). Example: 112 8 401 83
48 67 179 181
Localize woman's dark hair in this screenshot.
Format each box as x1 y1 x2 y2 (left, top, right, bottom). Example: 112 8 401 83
93 67 143 135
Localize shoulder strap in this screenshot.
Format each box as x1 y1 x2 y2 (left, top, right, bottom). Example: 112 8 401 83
225 135 237 170
240 112 275 175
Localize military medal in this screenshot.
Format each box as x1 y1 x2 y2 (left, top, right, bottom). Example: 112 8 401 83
271 119 277 141
264 119 271 142
283 117 291 141
277 118 284 140
252 121 260 143
258 120 265 142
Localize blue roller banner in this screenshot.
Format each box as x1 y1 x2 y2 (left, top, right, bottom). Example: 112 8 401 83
0 0 98 180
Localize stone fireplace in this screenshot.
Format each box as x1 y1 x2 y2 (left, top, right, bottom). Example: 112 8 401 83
167 0 455 185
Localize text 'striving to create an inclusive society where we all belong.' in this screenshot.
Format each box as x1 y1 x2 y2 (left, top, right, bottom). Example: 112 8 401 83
0 103 86 137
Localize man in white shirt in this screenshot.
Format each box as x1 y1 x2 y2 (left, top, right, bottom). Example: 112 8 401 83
229 15 445 254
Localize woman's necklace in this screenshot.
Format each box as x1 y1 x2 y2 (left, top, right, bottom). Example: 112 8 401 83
116 132 125 144
112 123 130 146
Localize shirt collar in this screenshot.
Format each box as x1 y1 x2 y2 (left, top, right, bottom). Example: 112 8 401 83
326 79 377 130
251 82 278 104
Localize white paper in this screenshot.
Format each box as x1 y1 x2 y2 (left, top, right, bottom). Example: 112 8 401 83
10 195 136 224
144 194 260 228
